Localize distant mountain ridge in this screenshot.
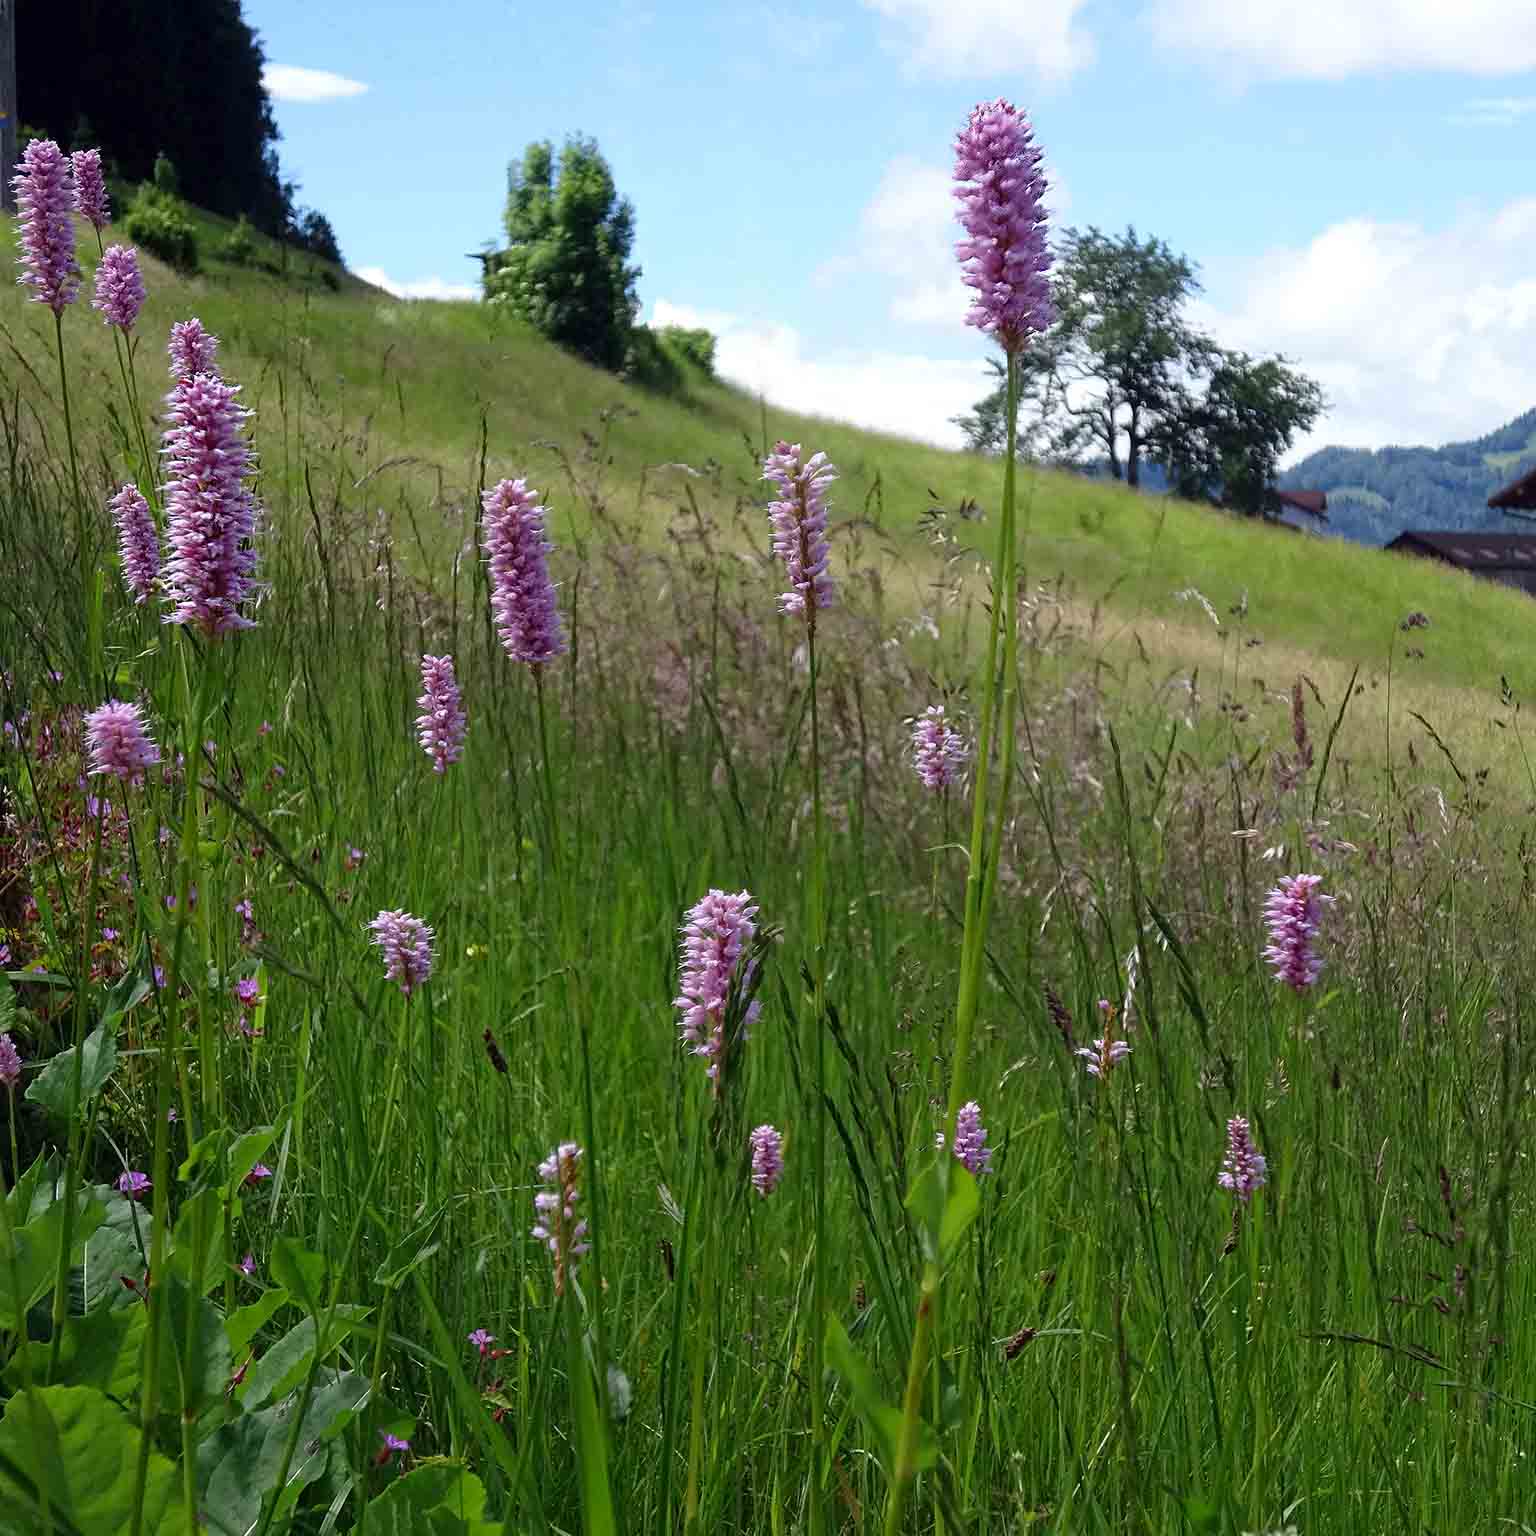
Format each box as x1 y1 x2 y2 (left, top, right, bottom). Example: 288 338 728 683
1278 407 1536 546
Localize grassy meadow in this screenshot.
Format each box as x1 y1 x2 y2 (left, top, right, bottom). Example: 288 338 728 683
1 193 1535 1536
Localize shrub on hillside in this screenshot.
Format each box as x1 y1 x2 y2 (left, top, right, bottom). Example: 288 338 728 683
658 325 717 377
624 326 685 396
217 213 259 267
124 183 198 272
151 151 179 196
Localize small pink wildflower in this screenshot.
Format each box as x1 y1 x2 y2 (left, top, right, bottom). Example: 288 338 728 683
118 1170 151 1200
748 1124 784 1197
1217 1116 1267 1202
368 909 435 997
1262 874 1330 991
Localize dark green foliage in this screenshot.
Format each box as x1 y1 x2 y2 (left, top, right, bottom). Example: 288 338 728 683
1159 350 1325 516
151 151 180 197
19 0 301 236
289 208 343 266
123 184 199 272
625 325 718 396
957 226 1324 513
484 135 641 372
1281 407 1536 544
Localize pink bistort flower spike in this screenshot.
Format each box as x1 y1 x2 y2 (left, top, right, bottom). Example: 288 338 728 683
762 441 836 620
749 1124 784 1197
70 149 109 231
481 478 566 665
953 100 1053 353
532 1141 590 1296
92 244 146 333
951 1100 993 1176
911 705 968 792
1262 873 1330 991
416 654 467 773
14 139 81 315
161 370 260 636
0 1033 21 1089
1217 1116 1267 1202
674 888 760 1089
109 483 159 603
368 909 435 998
168 317 220 380
84 700 161 786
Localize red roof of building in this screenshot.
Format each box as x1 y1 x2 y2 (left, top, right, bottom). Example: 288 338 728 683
1275 489 1327 519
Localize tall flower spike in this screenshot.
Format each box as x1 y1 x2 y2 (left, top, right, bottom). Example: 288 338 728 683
71 149 110 231
911 705 968 792
368 909 435 998
951 1101 993 1176
481 478 567 665
532 1141 590 1296
749 1124 785 1197
1076 999 1131 1079
110 483 159 603
161 370 260 635
1262 874 1330 992
674 888 760 1089
13 139 80 315
84 700 161 786
953 100 1053 352
168 318 220 380
1217 1116 1267 1202
762 442 836 619
416 654 467 773
0 1033 21 1089
92 244 146 333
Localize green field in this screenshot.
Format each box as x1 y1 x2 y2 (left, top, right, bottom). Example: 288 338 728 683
1 204 1534 1534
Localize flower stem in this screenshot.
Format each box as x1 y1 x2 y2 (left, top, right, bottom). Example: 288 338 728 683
806 615 829 1536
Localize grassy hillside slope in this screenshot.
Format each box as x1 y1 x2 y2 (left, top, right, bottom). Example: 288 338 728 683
5 205 1535 785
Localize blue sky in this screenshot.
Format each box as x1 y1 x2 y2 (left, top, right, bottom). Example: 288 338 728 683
249 0 1536 457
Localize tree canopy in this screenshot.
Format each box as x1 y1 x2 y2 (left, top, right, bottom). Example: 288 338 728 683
20 0 293 235
484 135 641 373
955 224 1325 516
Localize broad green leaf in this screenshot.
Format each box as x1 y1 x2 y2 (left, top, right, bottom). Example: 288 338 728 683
3 1306 146 1398
197 1369 370 1536
82 1188 153 1312
360 1462 504 1534
938 1165 980 1261
226 1126 278 1194
25 1023 119 1122
373 1204 447 1290
168 1187 226 1297
824 1316 937 1474
239 1308 371 1411
0 1384 190 1534
226 1288 291 1361
0 1188 107 1330
903 1160 945 1265
156 1275 232 1422
270 1236 327 1315
98 967 151 1029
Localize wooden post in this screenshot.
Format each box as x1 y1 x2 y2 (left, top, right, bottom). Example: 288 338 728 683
0 0 15 214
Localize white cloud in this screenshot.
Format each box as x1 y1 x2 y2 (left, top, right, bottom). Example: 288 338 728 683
1448 96 1536 127
650 299 982 448
262 65 369 103
1196 198 1536 459
861 0 1093 81
821 155 1070 332
1146 0 1536 79
356 266 479 302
